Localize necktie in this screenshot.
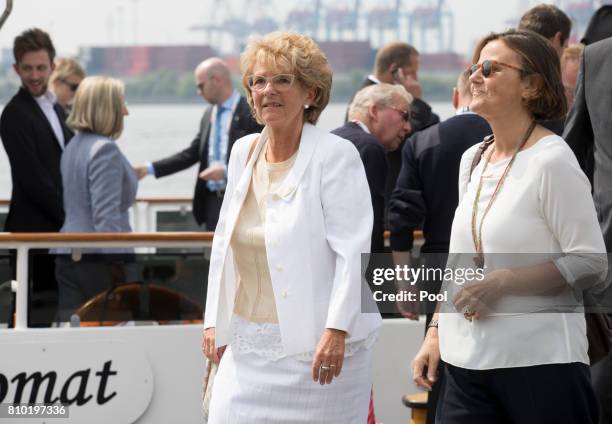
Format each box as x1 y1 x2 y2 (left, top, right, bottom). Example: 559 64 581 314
207 105 227 192
213 105 225 162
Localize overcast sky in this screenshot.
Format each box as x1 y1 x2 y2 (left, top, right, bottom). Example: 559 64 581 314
1 0 539 59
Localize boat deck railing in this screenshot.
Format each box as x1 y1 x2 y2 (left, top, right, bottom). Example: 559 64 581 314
0 232 213 329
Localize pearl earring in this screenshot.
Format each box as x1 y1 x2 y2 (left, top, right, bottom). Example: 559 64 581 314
304 104 310 109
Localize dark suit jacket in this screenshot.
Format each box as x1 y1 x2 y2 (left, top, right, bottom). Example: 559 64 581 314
331 122 387 253
152 96 262 226
564 37 612 250
345 77 440 131
389 113 491 253
346 77 440 229
0 88 73 232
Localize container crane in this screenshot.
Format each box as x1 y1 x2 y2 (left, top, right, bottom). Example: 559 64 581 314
191 0 267 53
188 0 228 48
286 0 322 38
244 0 279 36
366 0 403 46
408 0 454 53
323 0 361 41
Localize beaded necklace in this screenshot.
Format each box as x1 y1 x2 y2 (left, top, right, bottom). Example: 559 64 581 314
471 120 536 268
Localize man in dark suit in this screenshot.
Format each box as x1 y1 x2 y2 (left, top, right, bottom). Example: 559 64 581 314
563 37 612 424
389 70 491 424
1 28 72 233
334 82 412 424
345 42 440 227
345 42 438 132
518 3 572 135
332 83 412 254
136 58 262 230
0 28 73 326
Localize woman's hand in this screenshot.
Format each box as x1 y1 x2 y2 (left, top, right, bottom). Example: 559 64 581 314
453 269 516 321
202 327 227 364
312 328 346 385
411 328 440 391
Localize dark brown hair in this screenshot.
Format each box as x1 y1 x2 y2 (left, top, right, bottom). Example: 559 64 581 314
13 28 56 64
374 42 419 75
518 4 572 46
472 29 567 120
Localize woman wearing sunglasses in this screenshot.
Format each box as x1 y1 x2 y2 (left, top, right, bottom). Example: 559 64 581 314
202 31 381 423
49 57 85 115
411 29 607 423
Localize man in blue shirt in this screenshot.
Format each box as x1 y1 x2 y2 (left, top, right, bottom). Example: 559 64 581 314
135 58 262 230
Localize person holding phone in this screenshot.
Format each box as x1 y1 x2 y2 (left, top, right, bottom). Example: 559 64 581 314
344 42 440 256
345 42 438 132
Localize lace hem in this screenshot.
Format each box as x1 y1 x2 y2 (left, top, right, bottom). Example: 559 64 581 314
230 314 378 362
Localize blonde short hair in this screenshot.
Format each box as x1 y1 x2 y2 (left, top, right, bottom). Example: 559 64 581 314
348 83 413 120
240 31 332 125
50 57 85 85
561 43 584 65
67 76 125 140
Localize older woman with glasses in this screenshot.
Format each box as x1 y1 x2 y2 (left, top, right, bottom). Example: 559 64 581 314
411 29 607 423
49 57 85 115
201 31 381 423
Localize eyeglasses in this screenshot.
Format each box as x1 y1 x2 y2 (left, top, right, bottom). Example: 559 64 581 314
247 74 296 92
60 79 79 92
388 105 411 122
468 60 523 78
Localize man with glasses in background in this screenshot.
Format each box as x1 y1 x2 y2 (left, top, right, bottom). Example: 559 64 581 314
333 83 412 256
345 42 440 244
135 57 262 230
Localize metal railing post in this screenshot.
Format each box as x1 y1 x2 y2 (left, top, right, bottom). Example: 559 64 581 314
14 245 29 329
0 0 13 30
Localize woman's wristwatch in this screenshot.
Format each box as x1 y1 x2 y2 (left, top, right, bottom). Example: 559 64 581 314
427 319 438 329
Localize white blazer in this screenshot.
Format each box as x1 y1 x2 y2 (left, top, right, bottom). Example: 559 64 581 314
204 123 382 356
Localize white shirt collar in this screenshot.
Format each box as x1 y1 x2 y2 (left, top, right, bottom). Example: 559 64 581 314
455 106 476 116
367 74 381 84
34 89 57 105
219 90 240 111
351 119 371 134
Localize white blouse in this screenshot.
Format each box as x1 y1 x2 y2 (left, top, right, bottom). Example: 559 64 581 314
439 135 608 370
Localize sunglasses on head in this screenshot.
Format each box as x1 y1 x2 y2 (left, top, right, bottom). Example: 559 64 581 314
60 79 79 92
468 59 523 78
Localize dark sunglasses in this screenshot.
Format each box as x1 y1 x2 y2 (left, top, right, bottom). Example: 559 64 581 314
60 79 79 92
468 59 523 78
